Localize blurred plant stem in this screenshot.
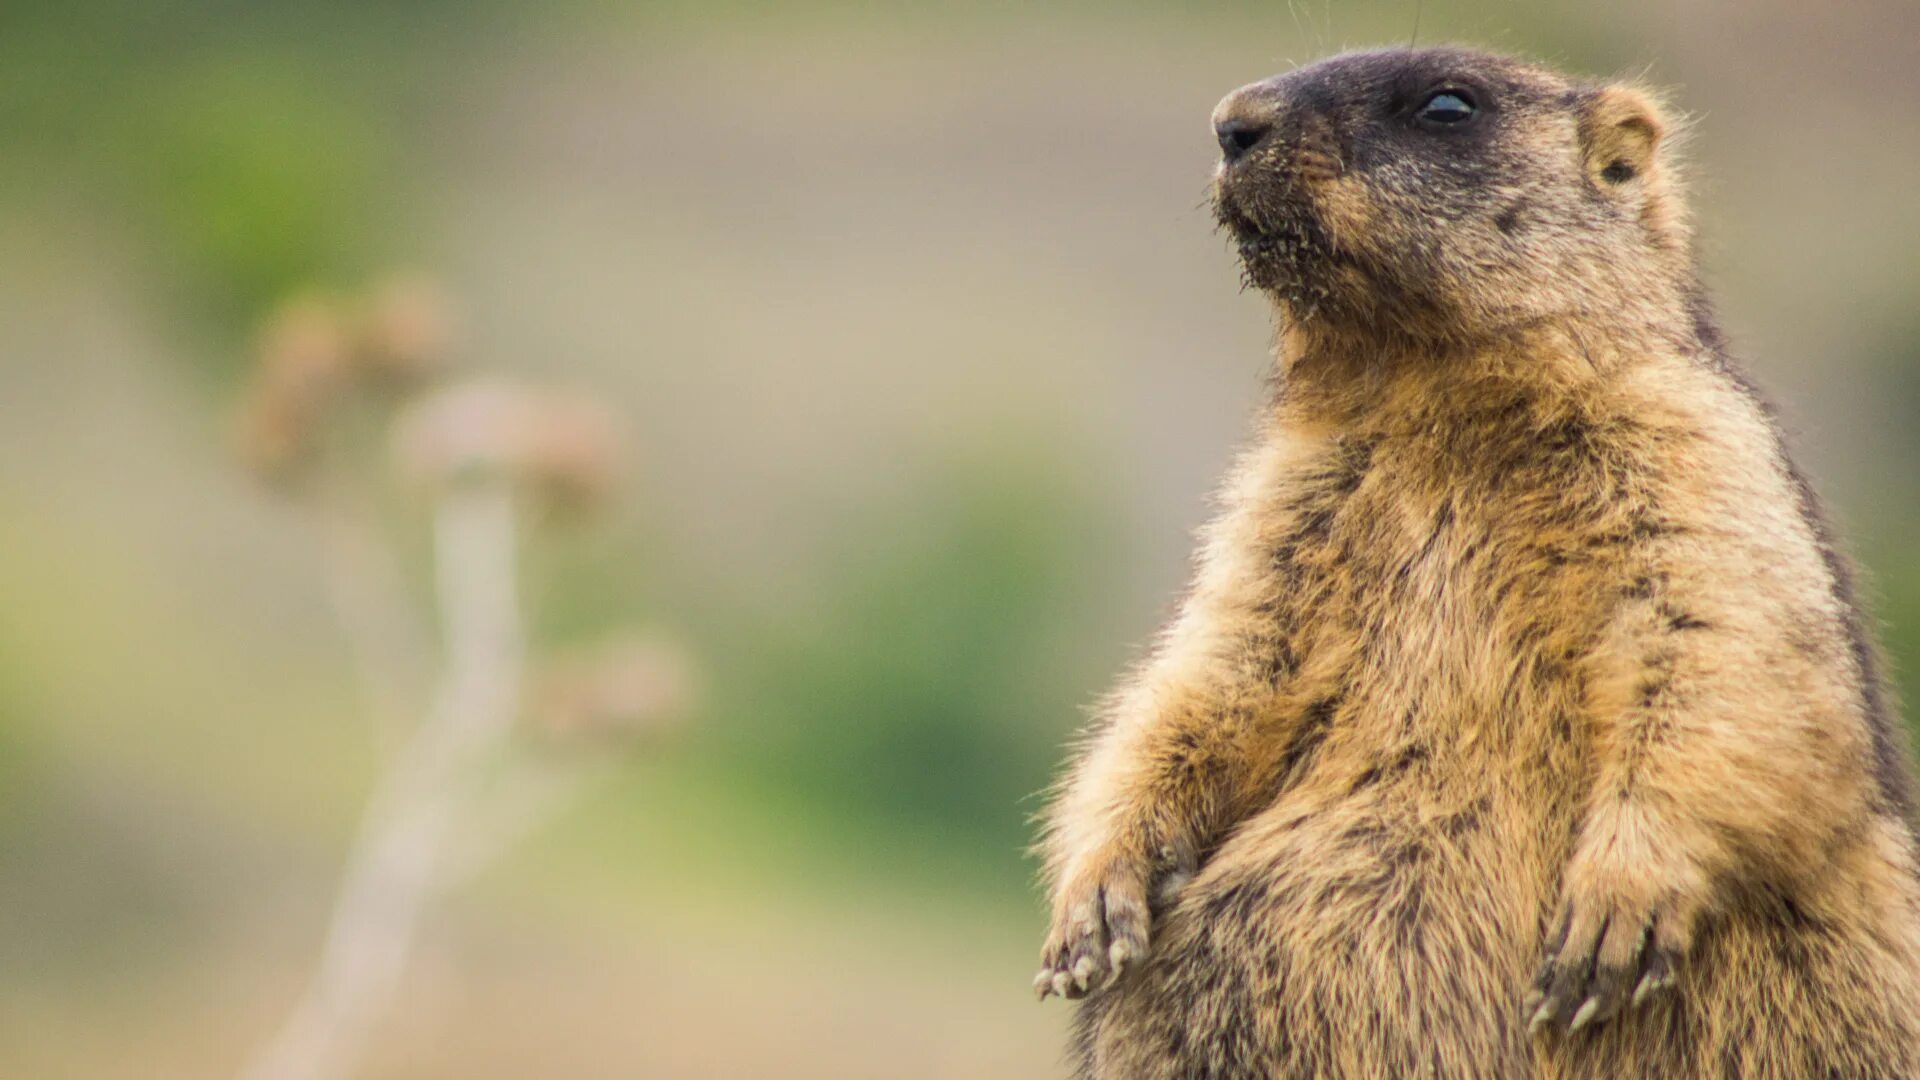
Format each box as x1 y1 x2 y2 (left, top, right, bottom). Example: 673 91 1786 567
241 480 524 1080
307 478 431 751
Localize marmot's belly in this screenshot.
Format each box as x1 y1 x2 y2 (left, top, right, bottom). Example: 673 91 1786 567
1075 780 1920 1080
1086 781 1548 1079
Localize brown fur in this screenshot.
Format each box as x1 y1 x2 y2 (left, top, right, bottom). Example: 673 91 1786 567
1034 46 1920 1078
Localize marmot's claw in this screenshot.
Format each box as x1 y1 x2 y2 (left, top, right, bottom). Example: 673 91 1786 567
1035 857 1153 1002
1526 900 1686 1037
1631 948 1678 1006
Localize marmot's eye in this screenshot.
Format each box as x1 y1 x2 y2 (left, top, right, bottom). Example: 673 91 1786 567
1416 91 1477 126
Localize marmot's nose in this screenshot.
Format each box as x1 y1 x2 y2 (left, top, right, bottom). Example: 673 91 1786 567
1212 81 1287 164
1216 118 1273 161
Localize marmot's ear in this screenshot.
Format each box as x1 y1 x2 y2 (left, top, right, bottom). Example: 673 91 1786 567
1579 84 1668 190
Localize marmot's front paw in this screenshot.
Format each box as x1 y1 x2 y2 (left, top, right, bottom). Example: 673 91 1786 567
1524 877 1699 1035
1034 848 1152 1001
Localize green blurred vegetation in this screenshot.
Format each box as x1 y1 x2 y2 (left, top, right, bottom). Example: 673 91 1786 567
517 448 1127 892
718 459 1119 862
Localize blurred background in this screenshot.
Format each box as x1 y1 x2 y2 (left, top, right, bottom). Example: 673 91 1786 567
3 1 1919 1076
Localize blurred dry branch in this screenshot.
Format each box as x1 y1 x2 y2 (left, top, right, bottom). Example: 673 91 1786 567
232 283 695 1080
242 480 524 1080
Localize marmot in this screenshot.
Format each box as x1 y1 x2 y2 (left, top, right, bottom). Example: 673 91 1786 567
1034 46 1920 1079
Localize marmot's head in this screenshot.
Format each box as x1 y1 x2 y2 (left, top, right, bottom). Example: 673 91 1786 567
1212 47 1688 345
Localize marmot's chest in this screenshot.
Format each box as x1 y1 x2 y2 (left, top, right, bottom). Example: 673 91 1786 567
1259 432 1618 768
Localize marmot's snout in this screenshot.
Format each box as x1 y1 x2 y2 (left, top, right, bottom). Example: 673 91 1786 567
1210 76 1345 219
1210 77 1286 164
1210 76 1344 302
